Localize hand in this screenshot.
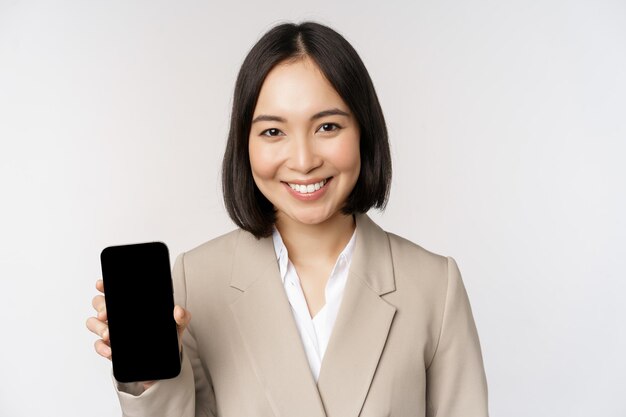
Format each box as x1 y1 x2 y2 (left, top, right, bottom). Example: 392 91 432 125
86 278 192 390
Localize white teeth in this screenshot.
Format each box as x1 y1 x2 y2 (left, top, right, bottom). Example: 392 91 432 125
288 178 327 194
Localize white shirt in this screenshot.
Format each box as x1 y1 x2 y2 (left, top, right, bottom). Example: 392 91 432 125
271 224 357 382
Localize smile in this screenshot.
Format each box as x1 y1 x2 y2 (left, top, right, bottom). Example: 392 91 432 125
281 177 333 201
287 178 329 194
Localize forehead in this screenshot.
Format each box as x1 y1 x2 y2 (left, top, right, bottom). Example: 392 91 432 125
254 57 350 117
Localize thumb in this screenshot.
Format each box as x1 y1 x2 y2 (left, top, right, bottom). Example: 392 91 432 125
174 305 191 329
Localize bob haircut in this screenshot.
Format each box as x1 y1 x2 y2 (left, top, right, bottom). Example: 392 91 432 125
222 21 392 239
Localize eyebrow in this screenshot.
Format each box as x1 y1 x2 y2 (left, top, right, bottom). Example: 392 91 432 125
251 108 350 124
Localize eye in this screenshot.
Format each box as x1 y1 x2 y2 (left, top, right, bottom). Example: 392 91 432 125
260 128 283 137
318 123 341 133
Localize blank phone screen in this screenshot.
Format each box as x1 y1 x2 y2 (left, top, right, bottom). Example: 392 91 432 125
100 242 181 383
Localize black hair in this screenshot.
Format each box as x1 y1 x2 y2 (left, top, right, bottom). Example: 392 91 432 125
221 20 392 239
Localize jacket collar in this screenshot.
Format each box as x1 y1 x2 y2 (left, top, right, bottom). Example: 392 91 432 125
230 212 395 294
270 218 358 285
229 212 397 417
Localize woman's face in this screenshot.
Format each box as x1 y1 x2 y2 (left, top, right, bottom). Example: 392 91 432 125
248 56 361 227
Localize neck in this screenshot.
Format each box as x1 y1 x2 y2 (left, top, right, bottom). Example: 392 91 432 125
275 211 356 266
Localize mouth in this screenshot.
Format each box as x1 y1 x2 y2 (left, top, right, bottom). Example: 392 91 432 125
282 176 333 194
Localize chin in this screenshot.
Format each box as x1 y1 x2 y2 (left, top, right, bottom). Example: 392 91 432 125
287 209 333 226
292 215 327 225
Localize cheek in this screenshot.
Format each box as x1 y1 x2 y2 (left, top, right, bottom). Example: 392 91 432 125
249 140 279 180
331 135 361 176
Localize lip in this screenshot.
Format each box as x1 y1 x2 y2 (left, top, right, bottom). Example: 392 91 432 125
283 177 332 186
282 177 332 201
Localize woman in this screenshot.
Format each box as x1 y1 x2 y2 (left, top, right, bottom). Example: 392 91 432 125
87 21 489 417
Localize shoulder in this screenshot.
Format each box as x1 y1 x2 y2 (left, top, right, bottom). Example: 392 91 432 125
173 227 246 285
184 227 242 263
172 227 247 307
385 229 449 276
380 228 456 306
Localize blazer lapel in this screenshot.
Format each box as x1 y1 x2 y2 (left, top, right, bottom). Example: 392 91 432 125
316 213 397 416
229 228 327 417
228 212 397 417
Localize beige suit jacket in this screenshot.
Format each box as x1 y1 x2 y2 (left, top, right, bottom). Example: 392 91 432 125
113 212 489 417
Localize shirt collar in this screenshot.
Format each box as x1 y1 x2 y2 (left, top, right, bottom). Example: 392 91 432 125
271 219 358 283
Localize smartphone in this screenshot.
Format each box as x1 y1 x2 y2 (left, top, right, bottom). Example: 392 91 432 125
100 241 181 383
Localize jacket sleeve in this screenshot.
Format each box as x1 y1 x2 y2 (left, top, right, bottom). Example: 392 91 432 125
425 256 489 417
111 252 218 417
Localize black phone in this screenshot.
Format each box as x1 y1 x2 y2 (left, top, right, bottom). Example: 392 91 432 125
100 241 181 383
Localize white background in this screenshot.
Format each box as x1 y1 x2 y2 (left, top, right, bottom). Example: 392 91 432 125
1 1 624 416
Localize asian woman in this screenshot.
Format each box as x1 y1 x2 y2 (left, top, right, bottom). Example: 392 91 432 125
87 20 489 417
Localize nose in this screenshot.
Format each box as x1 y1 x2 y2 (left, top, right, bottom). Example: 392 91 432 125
286 135 322 174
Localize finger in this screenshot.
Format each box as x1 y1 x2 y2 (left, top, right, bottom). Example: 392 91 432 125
92 295 107 320
174 305 191 332
97 308 108 322
96 279 104 293
95 339 112 360
86 316 109 340
86 316 109 341
92 294 105 311
173 306 190 354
